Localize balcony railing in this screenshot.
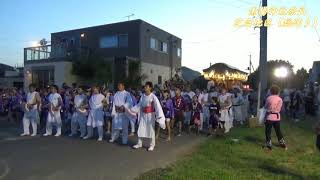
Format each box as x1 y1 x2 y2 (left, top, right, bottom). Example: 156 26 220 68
24 45 51 61
24 45 69 61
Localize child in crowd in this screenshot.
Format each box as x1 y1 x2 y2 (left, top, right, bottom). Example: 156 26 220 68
208 97 221 136
191 96 202 135
104 90 113 135
63 89 73 133
182 93 192 133
172 87 185 136
156 90 174 141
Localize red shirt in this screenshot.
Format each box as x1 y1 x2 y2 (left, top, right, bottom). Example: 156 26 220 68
173 96 185 112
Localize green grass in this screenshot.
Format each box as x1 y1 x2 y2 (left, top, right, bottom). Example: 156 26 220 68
137 118 320 180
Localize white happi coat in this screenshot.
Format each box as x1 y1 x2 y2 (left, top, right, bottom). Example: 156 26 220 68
111 90 132 130
219 93 233 132
24 91 39 120
241 94 249 121
72 94 87 123
131 93 165 138
87 93 105 128
232 93 244 122
47 93 62 123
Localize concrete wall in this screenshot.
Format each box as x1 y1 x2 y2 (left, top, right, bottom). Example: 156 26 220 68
140 62 171 86
24 61 77 90
0 77 24 89
51 20 141 59
140 21 182 69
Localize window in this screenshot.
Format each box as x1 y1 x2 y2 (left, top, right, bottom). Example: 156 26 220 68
100 35 118 48
118 34 128 48
177 48 181 57
158 76 162 85
70 37 75 46
150 38 157 49
161 42 168 53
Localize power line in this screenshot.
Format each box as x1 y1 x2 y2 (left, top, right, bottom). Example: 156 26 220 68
234 0 257 6
208 0 244 9
184 27 242 44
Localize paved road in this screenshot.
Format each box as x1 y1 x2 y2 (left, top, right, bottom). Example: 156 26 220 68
0 119 205 180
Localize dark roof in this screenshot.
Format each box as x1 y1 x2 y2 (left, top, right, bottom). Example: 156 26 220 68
0 63 15 77
52 19 181 40
203 63 247 74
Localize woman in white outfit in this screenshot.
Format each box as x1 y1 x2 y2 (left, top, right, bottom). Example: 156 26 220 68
83 86 106 141
218 88 233 133
44 85 63 137
69 87 88 138
21 84 41 136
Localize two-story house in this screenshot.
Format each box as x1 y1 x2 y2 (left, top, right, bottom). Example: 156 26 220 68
24 19 182 89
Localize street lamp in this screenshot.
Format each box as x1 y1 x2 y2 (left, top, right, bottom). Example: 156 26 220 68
274 66 289 88
31 41 40 47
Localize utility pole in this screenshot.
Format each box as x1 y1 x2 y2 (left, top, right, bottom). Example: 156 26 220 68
258 0 268 108
249 54 252 74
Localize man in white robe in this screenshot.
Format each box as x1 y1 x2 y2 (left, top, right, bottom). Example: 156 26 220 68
232 89 244 125
109 82 132 145
83 86 105 141
129 82 165 151
21 84 41 136
43 85 63 137
69 87 88 138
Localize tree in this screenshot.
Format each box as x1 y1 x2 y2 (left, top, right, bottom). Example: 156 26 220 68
247 60 294 90
192 75 208 90
71 55 112 85
124 60 147 89
292 68 309 90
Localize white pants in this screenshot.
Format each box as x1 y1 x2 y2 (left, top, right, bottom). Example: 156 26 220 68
136 135 156 147
70 112 87 137
46 111 62 135
203 106 210 127
184 111 191 125
22 110 38 135
221 109 233 133
111 117 129 144
200 113 204 130
86 126 104 139
129 118 136 133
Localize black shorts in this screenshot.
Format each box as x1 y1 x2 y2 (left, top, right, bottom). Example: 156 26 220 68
209 116 219 129
174 111 184 122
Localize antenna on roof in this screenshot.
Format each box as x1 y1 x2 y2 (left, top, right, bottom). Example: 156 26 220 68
124 13 135 21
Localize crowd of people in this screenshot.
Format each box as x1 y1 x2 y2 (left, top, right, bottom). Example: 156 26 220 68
1 80 320 151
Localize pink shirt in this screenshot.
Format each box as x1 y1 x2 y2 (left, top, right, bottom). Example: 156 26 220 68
265 95 283 121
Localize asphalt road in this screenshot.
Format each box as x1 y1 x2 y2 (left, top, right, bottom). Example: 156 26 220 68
0 119 205 180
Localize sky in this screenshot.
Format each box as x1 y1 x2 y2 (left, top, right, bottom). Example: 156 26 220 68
0 0 319 73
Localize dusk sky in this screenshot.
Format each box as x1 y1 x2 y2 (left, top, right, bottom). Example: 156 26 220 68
0 0 319 72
